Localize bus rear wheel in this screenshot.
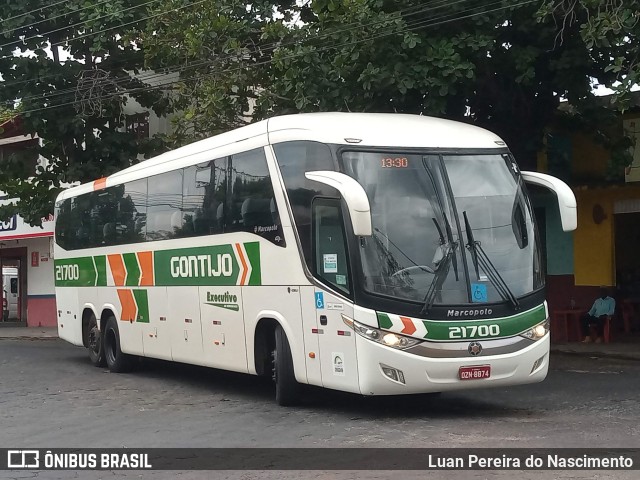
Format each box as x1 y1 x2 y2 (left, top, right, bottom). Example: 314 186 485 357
271 324 299 406
104 315 134 373
87 314 106 367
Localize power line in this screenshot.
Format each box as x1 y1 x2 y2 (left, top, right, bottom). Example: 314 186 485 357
0 0 163 50
0 0 115 38
13 0 520 115
14 0 539 117
3 0 468 104
0 0 73 25
51 0 208 47
0 0 459 91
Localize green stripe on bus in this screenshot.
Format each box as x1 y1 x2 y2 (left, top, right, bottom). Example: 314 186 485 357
56 242 262 287
377 313 393 329
245 242 261 286
54 257 98 287
123 253 141 286
95 256 107 286
376 304 546 341
133 289 150 323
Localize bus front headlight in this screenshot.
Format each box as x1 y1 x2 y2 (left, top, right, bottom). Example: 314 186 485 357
342 315 421 349
520 318 550 341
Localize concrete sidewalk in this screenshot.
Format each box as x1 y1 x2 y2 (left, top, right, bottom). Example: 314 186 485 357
550 341 640 362
1 327 639 361
0 326 58 340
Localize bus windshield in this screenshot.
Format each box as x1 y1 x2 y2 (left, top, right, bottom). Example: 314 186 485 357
342 151 543 308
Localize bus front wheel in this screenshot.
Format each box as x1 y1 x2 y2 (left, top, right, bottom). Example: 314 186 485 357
87 314 106 367
272 325 299 406
104 316 134 373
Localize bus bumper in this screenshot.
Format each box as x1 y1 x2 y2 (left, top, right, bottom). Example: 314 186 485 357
356 334 550 395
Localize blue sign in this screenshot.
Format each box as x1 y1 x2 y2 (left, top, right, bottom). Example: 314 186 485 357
0 215 17 232
471 283 488 303
315 292 325 309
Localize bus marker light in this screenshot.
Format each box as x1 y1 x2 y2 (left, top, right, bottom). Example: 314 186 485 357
380 364 405 384
312 328 324 334
530 355 545 374
309 352 316 359
337 330 351 336
212 320 222 325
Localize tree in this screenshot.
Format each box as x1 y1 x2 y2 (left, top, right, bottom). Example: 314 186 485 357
539 0 640 110
142 0 309 143
0 0 168 225
145 0 636 175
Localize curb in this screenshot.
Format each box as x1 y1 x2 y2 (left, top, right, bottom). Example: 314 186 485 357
0 336 59 341
551 348 640 362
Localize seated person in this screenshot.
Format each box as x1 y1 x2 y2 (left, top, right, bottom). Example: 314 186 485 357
581 287 616 343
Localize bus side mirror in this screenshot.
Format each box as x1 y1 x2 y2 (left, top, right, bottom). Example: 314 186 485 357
305 171 372 236
522 171 577 232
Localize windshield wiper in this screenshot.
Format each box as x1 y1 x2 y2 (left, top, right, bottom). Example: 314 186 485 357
373 228 434 275
436 216 459 281
462 211 519 309
419 240 457 315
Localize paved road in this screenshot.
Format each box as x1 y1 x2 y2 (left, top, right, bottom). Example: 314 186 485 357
1 339 638 479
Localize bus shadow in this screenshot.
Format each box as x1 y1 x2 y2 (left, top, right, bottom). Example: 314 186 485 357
128 356 535 419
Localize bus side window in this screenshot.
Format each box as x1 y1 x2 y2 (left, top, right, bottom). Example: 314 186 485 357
273 141 337 264
312 199 350 295
182 158 226 237
228 148 285 246
147 169 184 240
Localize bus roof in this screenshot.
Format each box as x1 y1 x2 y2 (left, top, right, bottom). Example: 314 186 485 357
56 113 506 202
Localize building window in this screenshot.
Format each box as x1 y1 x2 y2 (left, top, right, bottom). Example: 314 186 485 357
126 113 150 140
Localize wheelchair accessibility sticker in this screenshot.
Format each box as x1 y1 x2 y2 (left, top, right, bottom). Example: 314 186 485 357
315 292 325 309
471 283 488 303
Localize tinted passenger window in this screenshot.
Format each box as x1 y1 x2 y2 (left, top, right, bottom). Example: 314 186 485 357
146 169 183 240
54 199 72 250
115 179 147 244
182 158 227 237
273 141 337 265
228 148 284 246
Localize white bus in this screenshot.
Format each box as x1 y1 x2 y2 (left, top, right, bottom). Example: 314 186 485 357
54 113 576 405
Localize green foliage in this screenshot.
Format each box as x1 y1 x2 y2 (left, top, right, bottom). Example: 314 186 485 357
540 0 640 111
0 0 169 225
144 0 637 174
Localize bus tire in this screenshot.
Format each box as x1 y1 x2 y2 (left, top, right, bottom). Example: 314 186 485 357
87 313 106 367
103 315 134 373
272 324 298 406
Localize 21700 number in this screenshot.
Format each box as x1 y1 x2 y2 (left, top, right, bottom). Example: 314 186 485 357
55 264 80 281
449 324 500 339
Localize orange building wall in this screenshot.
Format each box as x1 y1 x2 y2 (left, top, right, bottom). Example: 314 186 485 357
573 189 614 286
573 185 640 286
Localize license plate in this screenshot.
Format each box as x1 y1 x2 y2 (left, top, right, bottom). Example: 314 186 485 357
459 365 491 380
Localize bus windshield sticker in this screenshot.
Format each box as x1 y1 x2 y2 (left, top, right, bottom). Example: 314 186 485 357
471 283 488 303
335 274 346 285
323 254 338 273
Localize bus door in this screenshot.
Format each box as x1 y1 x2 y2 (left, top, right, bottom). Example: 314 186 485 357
305 199 359 393
302 288 358 393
